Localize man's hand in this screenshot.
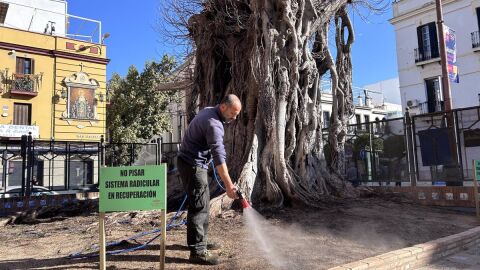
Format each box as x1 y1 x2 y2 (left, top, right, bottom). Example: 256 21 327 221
226 184 239 199
215 163 239 199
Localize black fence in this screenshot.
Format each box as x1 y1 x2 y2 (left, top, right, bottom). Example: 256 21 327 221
0 135 165 197
325 105 480 185
5 105 480 197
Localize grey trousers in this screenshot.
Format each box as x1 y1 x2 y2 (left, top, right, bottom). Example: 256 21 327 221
177 157 210 253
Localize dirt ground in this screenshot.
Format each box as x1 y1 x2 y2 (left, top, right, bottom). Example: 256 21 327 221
0 195 479 270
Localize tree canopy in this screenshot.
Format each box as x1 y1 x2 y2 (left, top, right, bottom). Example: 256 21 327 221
107 54 179 143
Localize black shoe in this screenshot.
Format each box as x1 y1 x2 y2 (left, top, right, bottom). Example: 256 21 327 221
207 241 223 250
189 250 219 265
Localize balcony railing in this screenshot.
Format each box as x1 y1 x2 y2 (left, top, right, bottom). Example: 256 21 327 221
11 74 39 96
420 101 444 114
414 48 440 63
472 31 480 49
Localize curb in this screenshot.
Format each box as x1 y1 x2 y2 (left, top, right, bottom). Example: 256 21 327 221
329 226 480 270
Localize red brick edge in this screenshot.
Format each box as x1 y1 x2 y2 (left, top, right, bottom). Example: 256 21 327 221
329 226 480 270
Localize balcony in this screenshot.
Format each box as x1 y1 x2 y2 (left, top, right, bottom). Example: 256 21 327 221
472 31 480 51
414 48 440 65
11 74 39 96
420 101 444 114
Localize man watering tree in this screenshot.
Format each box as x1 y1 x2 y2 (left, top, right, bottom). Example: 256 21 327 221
177 94 241 265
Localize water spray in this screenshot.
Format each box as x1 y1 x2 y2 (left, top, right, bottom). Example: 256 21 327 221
236 189 251 209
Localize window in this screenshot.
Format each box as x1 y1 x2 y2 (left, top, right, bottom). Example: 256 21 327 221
16 57 34 75
322 111 330 128
474 8 480 48
68 160 94 189
364 115 370 130
356 114 361 129
425 78 443 113
416 22 439 61
33 160 44 186
13 103 31 125
7 160 22 186
0 2 8 24
421 26 431 58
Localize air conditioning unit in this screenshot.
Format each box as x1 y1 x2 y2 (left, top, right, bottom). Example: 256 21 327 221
406 99 419 107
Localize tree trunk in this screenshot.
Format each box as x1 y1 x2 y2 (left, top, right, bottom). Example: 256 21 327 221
187 0 354 207
328 6 355 177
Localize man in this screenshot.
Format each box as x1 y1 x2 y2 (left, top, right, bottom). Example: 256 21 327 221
177 94 241 265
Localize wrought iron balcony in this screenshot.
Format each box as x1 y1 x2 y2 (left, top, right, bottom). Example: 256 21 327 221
420 101 444 114
11 74 39 96
414 48 439 63
472 31 480 49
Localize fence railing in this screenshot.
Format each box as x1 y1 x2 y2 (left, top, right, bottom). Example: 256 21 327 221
0 135 170 198
414 47 440 63
5 106 480 197
11 74 40 96
327 105 480 186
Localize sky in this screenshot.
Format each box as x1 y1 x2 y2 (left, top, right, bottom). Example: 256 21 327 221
68 1 399 90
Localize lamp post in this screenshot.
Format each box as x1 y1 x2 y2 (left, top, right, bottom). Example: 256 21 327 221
436 0 461 186
436 0 452 112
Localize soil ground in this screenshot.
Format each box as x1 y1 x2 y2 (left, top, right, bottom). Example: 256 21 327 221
0 195 479 270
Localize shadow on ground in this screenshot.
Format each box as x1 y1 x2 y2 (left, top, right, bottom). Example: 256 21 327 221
0 244 191 270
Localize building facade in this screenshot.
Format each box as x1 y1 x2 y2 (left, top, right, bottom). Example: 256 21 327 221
0 0 108 193
390 0 480 115
0 0 108 141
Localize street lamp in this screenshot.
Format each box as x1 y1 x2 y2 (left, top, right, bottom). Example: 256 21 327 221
77 33 110 54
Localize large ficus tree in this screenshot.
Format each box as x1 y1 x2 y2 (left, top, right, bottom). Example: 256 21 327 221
166 0 385 207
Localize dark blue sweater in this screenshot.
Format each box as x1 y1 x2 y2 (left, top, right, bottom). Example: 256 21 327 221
178 106 226 169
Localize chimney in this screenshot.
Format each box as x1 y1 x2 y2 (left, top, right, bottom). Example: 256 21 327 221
357 96 363 106
365 96 373 108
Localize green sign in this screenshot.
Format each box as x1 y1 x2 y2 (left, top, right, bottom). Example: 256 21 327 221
99 165 167 212
475 160 480 180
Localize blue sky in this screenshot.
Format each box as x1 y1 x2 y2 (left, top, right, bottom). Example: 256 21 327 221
68 1 398 88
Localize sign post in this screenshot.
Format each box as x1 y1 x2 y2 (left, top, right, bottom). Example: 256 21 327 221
99 165 167 269
160 209 166 270
472 160 480 218
99 212 106 270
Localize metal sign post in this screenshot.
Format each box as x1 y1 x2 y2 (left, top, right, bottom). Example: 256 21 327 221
160 209 166 270
99 212 106 270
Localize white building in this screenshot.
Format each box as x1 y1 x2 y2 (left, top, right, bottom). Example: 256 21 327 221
363 77 402 105
320 92 402 130
390 0 480 115
320 78 403 131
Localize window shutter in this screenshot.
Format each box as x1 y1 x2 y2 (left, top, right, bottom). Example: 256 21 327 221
477 8 480 31
30 58 35 75
429 22 439 58
16 57 24 74
13 103 31 125
416 26 424 56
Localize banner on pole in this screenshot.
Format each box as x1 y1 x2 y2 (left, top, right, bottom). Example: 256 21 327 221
444 25 459 83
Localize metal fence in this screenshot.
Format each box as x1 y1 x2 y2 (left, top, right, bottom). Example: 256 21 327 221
329 105 480 185
0 135 163 197
5 105 480 197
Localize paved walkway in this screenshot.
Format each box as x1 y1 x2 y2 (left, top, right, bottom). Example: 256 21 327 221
417 243 480 270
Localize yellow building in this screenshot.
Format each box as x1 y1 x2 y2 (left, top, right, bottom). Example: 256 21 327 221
0 1 109 194
0 3 108 142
